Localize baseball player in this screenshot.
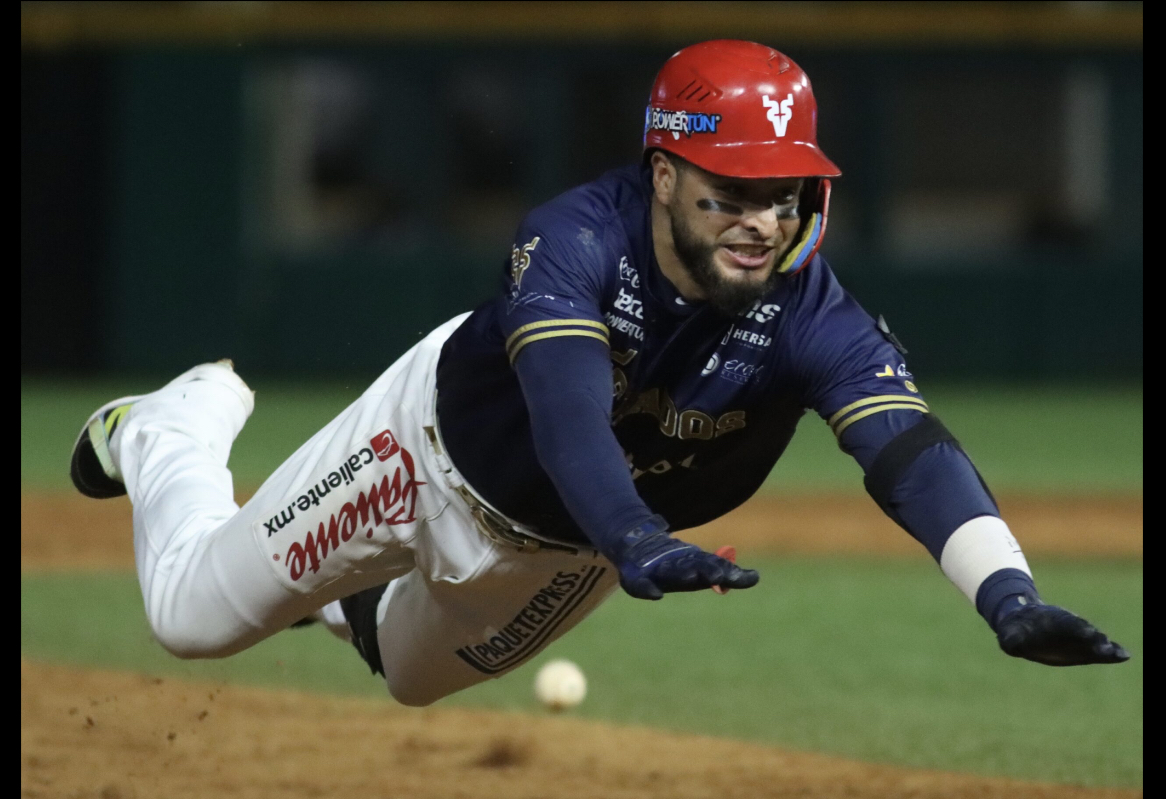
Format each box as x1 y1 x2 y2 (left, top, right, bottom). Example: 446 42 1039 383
70 40 1127 706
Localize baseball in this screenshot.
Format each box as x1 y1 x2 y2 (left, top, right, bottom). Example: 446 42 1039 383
533 659 587 711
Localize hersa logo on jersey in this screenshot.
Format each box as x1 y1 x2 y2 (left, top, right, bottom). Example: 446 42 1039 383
761 93 794 138
510 236 540 288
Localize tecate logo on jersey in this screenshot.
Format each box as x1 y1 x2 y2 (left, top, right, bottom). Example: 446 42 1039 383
614 287 644 319
646 107 722 140
617 256 640 287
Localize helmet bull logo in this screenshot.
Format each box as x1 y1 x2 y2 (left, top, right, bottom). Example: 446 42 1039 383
761 93 795 138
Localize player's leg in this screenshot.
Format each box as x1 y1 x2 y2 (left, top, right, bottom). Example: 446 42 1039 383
364 514 619 706
106 362 416 657
304 600 353 641
99 316 468 659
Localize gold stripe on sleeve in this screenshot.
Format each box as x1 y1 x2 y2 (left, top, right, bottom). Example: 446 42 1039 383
504 319 608 351
508 330 610 363
827 394 929 428
833 403 931 438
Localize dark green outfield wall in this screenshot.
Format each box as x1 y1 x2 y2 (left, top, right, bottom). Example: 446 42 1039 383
22 45 1142 379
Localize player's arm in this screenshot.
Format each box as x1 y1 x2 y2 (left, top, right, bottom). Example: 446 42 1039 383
839 408 1127 665
513 336 756 598
501 217 756 599
795 268 1128 666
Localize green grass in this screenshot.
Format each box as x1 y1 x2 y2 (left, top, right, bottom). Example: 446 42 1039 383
21 379 1142 494
21 556 1142 788
769 384 1143 493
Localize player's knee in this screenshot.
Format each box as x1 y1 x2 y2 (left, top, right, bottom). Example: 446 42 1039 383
385 674 442 707
149 618 249 660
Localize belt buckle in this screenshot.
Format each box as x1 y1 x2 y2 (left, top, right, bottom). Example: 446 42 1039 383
471 506 540 553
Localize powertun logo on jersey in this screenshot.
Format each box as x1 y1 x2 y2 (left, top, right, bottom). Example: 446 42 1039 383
264 429 426 582
455 566 607 675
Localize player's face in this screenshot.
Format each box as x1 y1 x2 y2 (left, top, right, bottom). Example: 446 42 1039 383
667 164 804 315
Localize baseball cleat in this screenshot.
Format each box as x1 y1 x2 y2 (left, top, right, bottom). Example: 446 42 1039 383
70 397 141 499
69 359 240 499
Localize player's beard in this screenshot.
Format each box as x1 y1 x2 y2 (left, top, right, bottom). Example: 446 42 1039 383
669 210 784 317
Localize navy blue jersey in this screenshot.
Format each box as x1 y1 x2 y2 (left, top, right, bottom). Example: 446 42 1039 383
436 165 930 545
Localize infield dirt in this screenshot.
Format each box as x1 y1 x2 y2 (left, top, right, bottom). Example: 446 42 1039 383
21 660 1140 799
21 492 1142 798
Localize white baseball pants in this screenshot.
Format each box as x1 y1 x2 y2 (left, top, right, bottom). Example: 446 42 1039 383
111 313 618 706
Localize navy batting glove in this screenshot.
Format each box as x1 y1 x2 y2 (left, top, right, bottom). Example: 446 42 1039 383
996 603 1130 666
608 518 759 601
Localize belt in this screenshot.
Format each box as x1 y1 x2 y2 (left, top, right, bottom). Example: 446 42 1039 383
423 423 591 557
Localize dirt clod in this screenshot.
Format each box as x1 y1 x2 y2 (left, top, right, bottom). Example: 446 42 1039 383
472 736 532 769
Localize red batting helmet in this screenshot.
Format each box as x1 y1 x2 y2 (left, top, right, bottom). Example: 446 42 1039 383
644 41 840 275
644 40 840 179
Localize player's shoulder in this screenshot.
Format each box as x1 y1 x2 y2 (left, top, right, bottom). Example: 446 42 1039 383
513 164 648 283
781 253 845 311
520 165 645 249
772 254 879 354
774 254 870 335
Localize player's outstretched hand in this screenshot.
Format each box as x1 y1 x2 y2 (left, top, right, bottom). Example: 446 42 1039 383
996 603 1130 666
611 525 759 600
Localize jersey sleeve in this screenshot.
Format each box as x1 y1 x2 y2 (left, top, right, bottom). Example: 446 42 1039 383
787 262 999 561
497 201 659 554
498 205 612 366
789 265 927 435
